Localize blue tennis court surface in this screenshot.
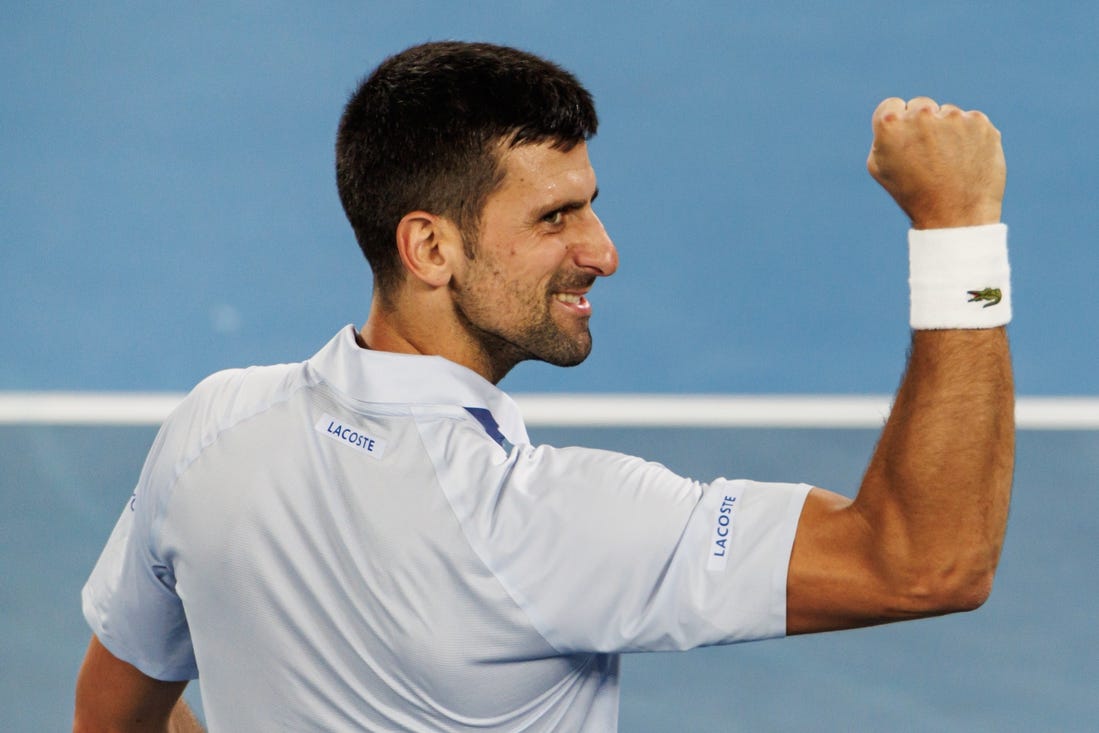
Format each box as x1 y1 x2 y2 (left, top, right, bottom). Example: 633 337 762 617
4 425 1095 731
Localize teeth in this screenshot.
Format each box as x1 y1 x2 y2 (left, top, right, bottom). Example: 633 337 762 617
554 293 582 304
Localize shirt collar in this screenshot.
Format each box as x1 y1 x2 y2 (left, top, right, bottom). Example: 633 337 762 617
306 326 530 446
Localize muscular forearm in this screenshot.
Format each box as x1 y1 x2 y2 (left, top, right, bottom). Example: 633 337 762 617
856 326 1014 612
786 97 1014 634
855 96 1013 611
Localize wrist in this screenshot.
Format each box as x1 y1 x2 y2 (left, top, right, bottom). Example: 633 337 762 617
911 207 1002 231
908 224 1011 330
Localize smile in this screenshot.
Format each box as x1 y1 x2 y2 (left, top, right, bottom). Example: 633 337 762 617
553 292 592 313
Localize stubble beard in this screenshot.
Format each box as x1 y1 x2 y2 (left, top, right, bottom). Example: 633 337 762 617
452 268 595 379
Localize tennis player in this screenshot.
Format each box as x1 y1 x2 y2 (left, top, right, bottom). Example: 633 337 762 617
74 42 1013 732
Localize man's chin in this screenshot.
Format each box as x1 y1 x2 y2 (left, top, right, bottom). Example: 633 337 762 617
535 336 593 368
542 353 588 368
500 323 593 370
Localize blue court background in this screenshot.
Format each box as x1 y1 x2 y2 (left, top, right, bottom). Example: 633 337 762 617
2 1 1097 396
3 2 1098 731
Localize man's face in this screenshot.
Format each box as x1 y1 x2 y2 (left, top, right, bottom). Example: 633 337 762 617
449 141 618 379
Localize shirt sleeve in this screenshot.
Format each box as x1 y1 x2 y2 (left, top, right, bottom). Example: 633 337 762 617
423 417 811 655
81 415 198 681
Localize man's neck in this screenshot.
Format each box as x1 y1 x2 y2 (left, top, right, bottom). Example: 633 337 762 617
358 293 513 384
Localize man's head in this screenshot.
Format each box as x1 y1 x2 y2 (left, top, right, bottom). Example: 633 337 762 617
336 41 599 295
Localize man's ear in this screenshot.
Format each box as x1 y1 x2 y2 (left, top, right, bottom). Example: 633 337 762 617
394 212 464 288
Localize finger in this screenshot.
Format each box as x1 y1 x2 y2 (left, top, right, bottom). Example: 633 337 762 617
941 104 997 134
905 96 940 115
964 107 994 126
872 97 906 130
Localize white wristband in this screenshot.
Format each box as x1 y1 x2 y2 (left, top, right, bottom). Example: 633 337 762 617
909 223 1011 329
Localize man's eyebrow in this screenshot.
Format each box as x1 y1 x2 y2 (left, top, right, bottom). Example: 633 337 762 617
564 187 599 210
539 187 600 217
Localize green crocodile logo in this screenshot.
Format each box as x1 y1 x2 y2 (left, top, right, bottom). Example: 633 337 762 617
967 287 1002 308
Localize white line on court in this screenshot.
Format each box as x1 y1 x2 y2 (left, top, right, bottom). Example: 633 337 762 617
0 392 1095 429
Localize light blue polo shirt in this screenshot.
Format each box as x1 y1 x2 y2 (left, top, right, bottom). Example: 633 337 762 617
83 326 809 731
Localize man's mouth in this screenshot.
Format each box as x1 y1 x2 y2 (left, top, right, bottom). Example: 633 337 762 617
552 292 592 312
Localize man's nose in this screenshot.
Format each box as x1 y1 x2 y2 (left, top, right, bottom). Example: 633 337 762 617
572 212 618 277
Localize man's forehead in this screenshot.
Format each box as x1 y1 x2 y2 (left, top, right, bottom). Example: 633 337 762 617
495 140 597 196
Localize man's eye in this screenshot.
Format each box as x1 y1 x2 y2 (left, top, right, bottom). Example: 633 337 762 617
543 210 564 226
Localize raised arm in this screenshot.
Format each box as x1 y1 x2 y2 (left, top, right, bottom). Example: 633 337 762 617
74 635 204 733
786 97 1013 634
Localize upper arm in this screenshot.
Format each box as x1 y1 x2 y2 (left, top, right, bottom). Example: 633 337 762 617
74 635 188 733
785 487 905 635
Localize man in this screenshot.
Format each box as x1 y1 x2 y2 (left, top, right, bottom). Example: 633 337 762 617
74 41 1013 731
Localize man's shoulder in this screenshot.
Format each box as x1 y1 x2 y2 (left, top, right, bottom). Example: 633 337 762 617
127 358 319 508
192 359 308 401
164 359 314 442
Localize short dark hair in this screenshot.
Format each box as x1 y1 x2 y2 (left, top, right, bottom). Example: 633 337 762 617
335 41 598 293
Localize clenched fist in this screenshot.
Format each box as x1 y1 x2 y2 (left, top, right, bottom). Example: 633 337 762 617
867 97 1006 230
